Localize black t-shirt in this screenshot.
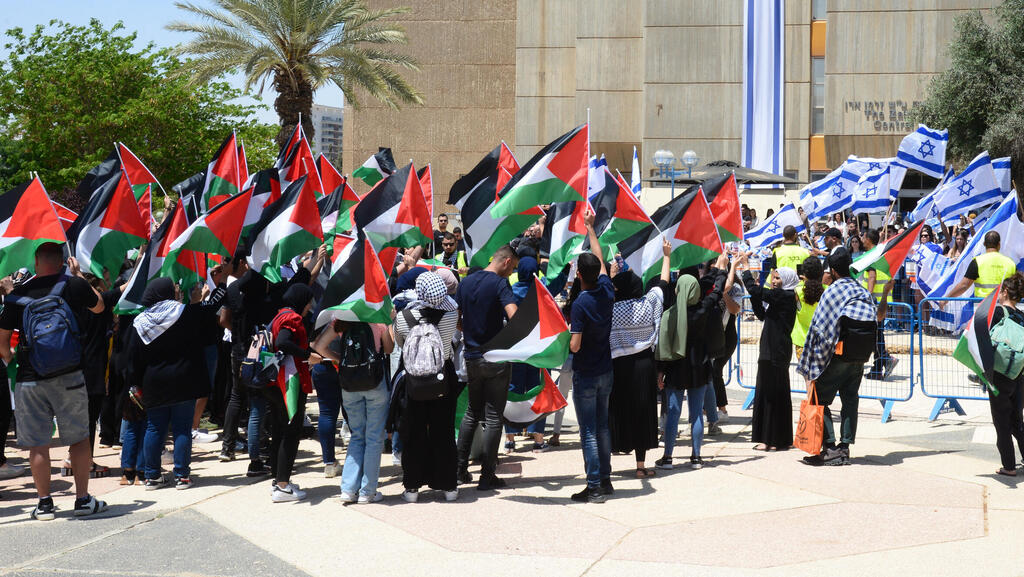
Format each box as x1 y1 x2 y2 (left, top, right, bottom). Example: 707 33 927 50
965 259 979 281
433 229 447 255
226 271 271 357
80 289 120 394
0 273 99 382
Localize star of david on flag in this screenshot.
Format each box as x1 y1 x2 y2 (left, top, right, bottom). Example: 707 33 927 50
934 151 1003 224
898 124 947 178
744 202 805 249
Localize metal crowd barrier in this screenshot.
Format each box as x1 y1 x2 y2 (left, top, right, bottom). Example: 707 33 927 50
732 295 915 423
917 297 984 420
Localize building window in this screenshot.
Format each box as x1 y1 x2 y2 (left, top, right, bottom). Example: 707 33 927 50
809 171 830 182
812 0 826 20
811 57 825 134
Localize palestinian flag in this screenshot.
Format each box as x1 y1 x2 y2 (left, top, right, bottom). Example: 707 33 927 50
418 164 433 221
75 149 121 202
0 177 67 278
654 185 722 274
590 167 652 256
542 200 587 279
278 357 304 420
492 124 588 218
67 170 149 279
415 258 453 272
850 220 925 278
701 172 743 243
172 171 206 211
51 201 78 232
315 233 393 328
275 124 302 169
238 168 282 247
352 147 396 187
117 143 162 224
279 127 323 197
449 143 542 268
115 202 176 314
164 188 251 265
480 276 569 368
316 154 359 240
953 286 1000 394
201 132 243 211
237 140 249 187
353 163 432 275
155 199 207 288
245 175 324 283
503 369 568 427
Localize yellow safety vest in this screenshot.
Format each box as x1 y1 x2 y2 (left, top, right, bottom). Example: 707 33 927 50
774 244 810 272
974 251 1017 298
791 283 817 348
435 251 468 277
508 268 546 286
860 267 893 303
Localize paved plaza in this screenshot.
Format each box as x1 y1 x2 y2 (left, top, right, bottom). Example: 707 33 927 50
1 386 1021 577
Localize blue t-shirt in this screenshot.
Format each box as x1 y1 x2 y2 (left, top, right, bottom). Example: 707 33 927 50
570 274 614 377
456 270 517 359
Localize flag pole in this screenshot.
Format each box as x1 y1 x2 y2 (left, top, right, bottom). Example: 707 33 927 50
881 198 898 241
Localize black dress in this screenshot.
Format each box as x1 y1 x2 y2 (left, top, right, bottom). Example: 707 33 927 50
609 349 659 456
741 271 797 449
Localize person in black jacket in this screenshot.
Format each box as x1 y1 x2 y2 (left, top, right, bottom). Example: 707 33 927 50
739 254 799 451
656 254 728 470
126 269 227 490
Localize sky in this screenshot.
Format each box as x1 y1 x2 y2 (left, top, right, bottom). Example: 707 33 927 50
0 0 345 125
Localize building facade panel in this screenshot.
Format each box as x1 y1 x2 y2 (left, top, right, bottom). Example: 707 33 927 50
574 38 644 91
516 0 576 48
643 26 743 85
576 0 644 38
644 0 743 27
642 83 742 140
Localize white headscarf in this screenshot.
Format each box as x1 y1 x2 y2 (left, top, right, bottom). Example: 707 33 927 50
776 267 800 291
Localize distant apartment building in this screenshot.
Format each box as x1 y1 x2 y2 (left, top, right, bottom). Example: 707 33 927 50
311 103 344 165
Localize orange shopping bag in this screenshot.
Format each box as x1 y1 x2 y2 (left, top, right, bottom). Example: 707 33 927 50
794 381 824 455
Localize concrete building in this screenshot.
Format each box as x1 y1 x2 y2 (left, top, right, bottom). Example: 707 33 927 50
344 0 1001 217
311 104 345 166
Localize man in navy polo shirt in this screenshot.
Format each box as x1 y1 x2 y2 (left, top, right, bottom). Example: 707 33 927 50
569 210 615 504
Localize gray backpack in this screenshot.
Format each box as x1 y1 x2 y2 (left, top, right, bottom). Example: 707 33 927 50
401 309 448 400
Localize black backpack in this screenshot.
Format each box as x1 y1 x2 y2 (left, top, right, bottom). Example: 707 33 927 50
338 323 384 392
833 317 877 364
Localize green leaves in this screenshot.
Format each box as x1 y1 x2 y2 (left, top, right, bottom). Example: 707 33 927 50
0 19 277 204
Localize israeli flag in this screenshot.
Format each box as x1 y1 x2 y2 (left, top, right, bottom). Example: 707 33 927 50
928 193 1023 299
897 124 948 178
631 146 641 195
744 202 805 249
993 156 1011 195
851 165 893 215
808 158 868 218
908 168 953 223
911 243 949 295
933 151 1003 224
587 154 607 200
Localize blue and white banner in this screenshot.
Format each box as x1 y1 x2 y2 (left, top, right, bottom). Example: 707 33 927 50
806 158 866 218
851 165 893 215
742 0 785 185
897 124 948 178
993 156 1012 195
744 202 804 249
631 146 641 196
909 168 953 223
587 154 607 200
933 151 1003 224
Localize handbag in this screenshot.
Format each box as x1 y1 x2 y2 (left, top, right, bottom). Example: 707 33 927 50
794 381 824 455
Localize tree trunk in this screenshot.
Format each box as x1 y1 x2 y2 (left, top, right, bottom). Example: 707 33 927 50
273 70 315 150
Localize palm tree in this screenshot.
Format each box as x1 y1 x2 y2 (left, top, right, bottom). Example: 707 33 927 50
168 0 423 147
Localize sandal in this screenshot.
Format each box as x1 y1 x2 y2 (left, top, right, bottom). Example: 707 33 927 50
997 468 1017 477
635 467 656 478
752 444 769 451
90 464 111 479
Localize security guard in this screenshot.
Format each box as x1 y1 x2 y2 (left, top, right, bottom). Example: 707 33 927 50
764 225 809 286
950 231 1017 298
435 231 469 277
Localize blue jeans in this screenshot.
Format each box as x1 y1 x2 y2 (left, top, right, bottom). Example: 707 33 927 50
704 384 718 425
663 382 710 458
120 418 145 471
247 392 267 462
312 363 342 464
662 388 685 458
572 371 613 488
340 381 390 496
686 382 709 457
143 400 195 480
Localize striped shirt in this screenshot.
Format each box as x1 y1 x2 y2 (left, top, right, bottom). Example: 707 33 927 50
394 308 459 360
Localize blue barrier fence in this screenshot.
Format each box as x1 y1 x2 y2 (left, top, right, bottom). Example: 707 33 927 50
917 297 985 420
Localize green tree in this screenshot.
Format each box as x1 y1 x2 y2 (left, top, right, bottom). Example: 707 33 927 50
0 19 278 206
915 0 1024 187
168 0 423 147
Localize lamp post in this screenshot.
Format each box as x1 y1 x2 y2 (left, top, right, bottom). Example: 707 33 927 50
653 149 676 199
682 150 699 179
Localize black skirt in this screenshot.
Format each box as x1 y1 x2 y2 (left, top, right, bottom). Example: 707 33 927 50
751 360 793 448
609 350 660 454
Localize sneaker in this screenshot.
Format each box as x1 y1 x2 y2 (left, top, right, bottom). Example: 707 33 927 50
690 456 704 470
233 440 246 453
392 452 402 466
531 442 551 453
175 477 193 490
477 475 507 491
73 495 109 517
143 476 166 490
246 460 271 477
324 463 338 478
271 483 306 502
402 490 419 503
357 491 384 504
502 440 515 454
802 452 826 466
599 479 614 495
340 422 352 443
570 487 607 504
339 491 357 503
30 497 55 521
826 446 851 466
706 424 723 436
717 409 729 423
192 429 219 444
882 357 899 379
444 489 459 502
218 450 235 462
547 434 560 447
457 468 473 485
0 462 25 480
655 457 673 470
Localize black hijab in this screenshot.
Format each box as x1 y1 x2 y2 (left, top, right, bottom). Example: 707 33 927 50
611 270 643 302
281 283 313 313
141 277 175 307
